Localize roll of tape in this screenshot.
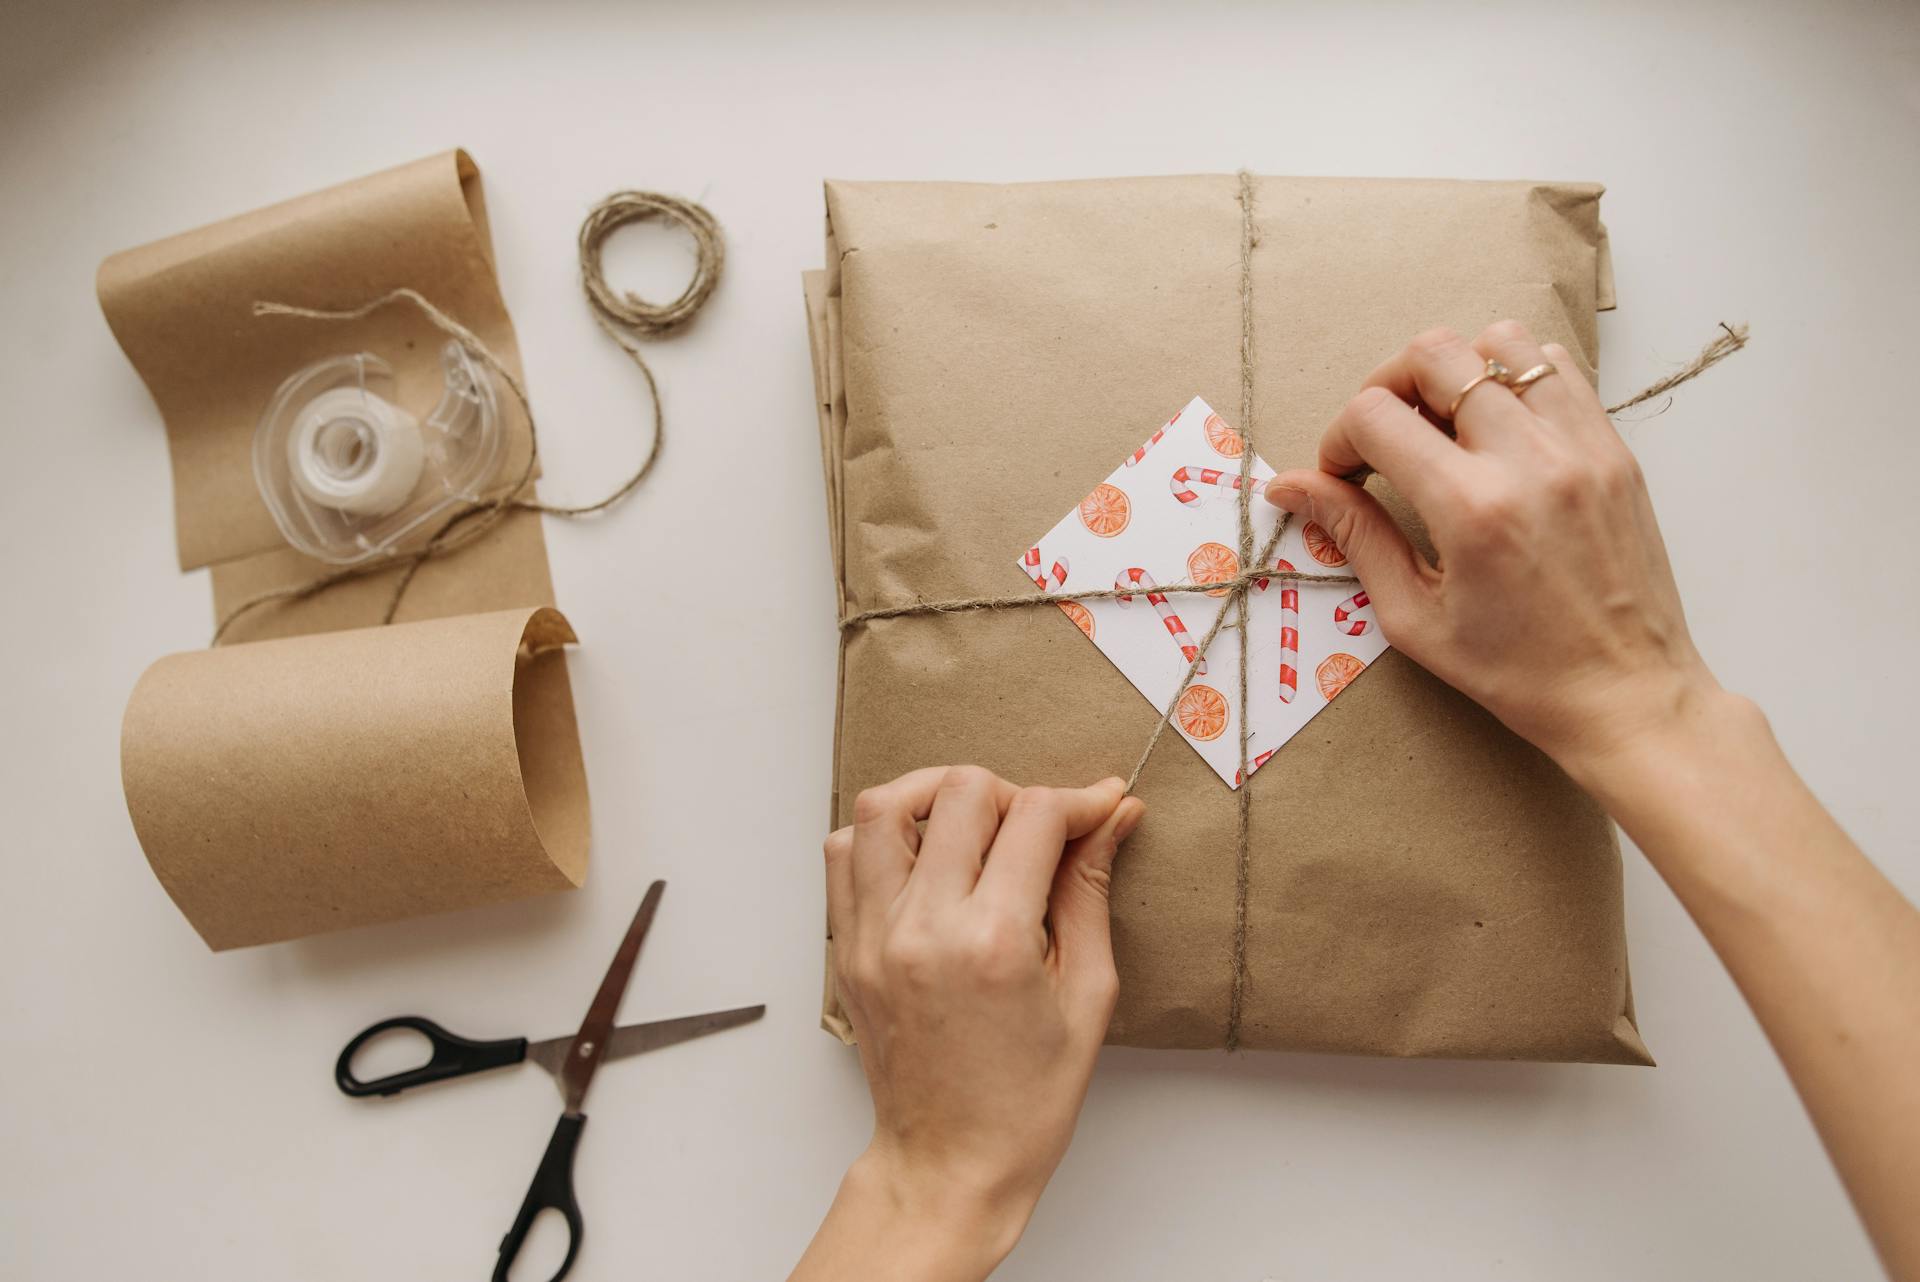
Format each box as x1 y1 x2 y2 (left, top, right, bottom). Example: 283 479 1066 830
286 387 426 517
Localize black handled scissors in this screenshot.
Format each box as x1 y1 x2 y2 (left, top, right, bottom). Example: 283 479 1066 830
334 881 762 1281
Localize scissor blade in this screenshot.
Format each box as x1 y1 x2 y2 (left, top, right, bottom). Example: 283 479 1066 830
525 1006 766 1083
558 881 664 1113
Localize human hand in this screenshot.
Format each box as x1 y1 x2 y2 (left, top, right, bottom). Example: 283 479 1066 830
1264 321 1720 780
797 767 1144 1281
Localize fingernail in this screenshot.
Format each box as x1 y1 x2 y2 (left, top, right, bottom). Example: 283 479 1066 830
1264 480 1308 512
1114 799 1146 842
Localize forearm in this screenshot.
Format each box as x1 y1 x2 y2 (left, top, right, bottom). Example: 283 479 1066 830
790 1147 1028 1282
1570 688 1920 1280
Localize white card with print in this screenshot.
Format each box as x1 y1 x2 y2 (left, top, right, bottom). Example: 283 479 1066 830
1014 396 1392 788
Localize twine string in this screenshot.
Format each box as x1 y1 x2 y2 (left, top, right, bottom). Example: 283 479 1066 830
211 190 724 644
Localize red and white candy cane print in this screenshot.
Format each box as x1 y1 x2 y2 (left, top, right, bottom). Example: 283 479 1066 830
1114 567 1206 674
1168 465 1254 506
1250 557 1302 703
1234 748 1277 787
1022 546 1070 591
1333 589 1373 636
1124 413 1178 467
1277 561 1302 703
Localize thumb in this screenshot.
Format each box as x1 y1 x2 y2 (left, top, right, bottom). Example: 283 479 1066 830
1049 797 1145 1013
1264 469 1431 621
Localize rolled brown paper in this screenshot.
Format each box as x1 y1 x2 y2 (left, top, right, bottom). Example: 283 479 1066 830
121 606 590 950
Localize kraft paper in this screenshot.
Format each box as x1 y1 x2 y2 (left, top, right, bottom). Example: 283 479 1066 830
805 175 1650 1063
122 608 589 951
102 151 591 948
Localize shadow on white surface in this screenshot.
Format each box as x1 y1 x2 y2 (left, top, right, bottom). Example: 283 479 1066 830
276 884 588 981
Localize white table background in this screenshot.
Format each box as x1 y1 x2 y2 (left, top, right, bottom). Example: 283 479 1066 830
3 1 1916 1278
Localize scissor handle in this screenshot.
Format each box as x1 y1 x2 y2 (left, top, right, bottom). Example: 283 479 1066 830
494 1112 587 1282
334 1016 528 1098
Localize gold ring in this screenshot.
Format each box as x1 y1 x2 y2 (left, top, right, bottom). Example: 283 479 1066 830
1508 362 1559 396
1445 358 1511 420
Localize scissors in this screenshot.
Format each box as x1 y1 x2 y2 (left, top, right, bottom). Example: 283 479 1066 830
333 881 763 1281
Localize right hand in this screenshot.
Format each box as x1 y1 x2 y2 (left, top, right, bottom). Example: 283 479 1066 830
1264 321 1722 778
812 767 1144 1279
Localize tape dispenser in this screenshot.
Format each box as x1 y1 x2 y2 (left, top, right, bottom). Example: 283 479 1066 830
253 341 502 564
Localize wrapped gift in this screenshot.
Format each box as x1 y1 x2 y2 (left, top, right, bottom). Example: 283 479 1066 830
802 175 1650 1063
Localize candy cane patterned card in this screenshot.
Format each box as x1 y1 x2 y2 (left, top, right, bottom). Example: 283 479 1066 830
1015 396 1391 788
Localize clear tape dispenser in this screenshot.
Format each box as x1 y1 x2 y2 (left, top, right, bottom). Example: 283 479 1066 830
253 341 503 564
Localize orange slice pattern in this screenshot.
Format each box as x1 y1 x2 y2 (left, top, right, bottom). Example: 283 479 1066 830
1175 684 1229 741
1316 652 1366 700
1078 482 1131 538
1056 600 1096 639
1302 520 1348 567
1203 412 1245 459
1186 541 1240 597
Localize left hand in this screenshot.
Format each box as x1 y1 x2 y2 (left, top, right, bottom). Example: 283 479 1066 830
794 766 1144 1281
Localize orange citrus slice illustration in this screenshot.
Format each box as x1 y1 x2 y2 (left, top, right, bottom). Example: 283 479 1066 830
1186 541 1240 597
1203 412 1245 459
1057 600 1096 639
1175 684 1229 741
1316 652 1366 700
1302 520 1348 566
1078 482 1131 538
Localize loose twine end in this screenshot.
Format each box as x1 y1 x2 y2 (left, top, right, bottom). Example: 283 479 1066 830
1603 322 1748 416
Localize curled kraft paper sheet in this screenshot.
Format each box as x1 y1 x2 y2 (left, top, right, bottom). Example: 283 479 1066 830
121 607 590 951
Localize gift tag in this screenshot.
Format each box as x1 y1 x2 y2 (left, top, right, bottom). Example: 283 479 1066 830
1014 396 1392 788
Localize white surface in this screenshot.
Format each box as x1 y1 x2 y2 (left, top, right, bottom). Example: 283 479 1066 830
2 1 1915 1278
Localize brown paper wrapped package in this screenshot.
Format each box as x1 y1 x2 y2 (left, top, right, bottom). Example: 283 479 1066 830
100 152 591 948
804 175 1650 1063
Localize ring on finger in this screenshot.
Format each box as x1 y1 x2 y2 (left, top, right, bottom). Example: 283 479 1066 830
1507 362 1559 397
1445 358 1512 420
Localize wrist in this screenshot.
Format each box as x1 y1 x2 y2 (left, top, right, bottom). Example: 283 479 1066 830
830 1145 1034 1280
1560 679 1773 818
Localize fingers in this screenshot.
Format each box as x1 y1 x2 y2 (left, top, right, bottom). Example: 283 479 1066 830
1048 797 1146 1018
1316 383 1464 509
1472 319 1576 425
1264 470 1436 630
1537 339 1627 455
847 766 951 914
1540 342 1605 414
976 778 1127 912
824 825 855 947
1366 326 1531 448
910 766 1018 901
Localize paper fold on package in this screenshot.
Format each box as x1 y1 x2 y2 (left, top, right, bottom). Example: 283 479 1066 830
805 174 1650 1064
122 607 590 951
